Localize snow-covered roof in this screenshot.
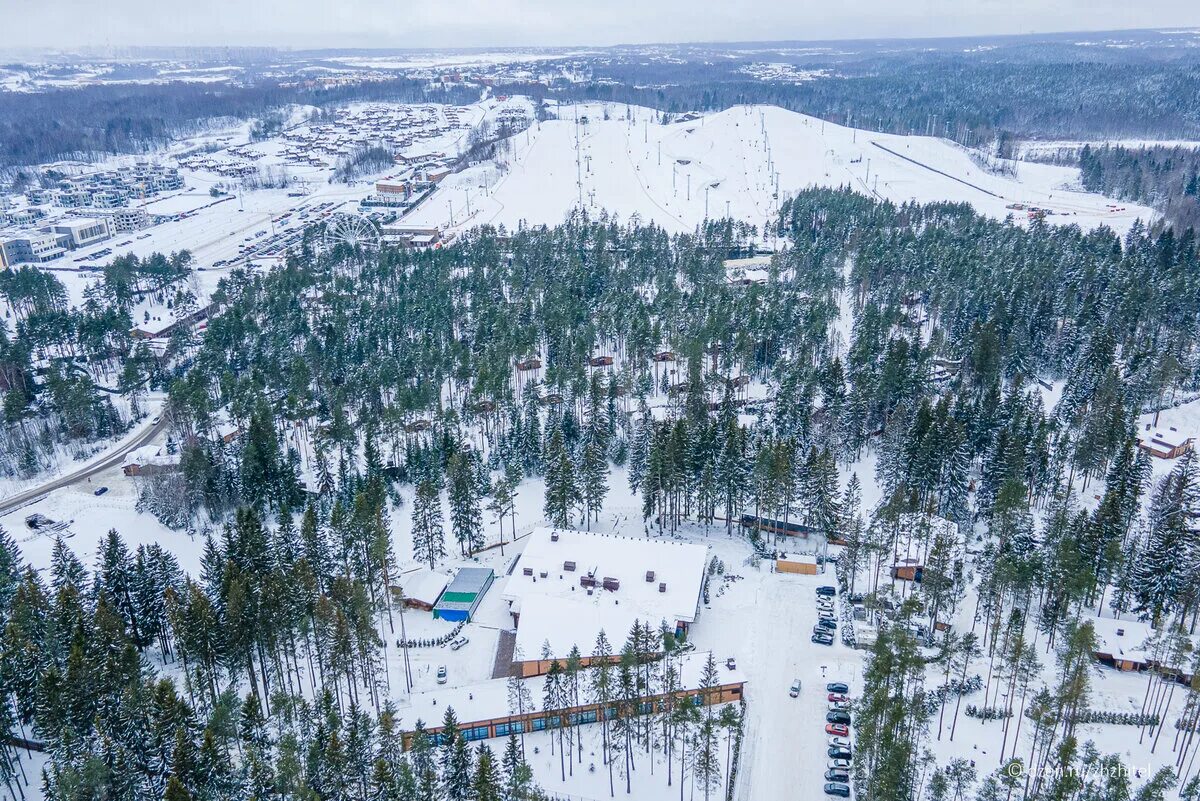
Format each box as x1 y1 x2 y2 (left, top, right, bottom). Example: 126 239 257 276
504 527 708 625
1090 616 1156 665
513 594 667 663
396 650 743 732
121 443 180 468
398 567 451 606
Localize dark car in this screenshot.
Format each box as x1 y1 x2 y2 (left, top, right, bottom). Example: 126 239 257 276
812 634 834 646
94 486 109 496
826 770 850 783
817 586 837 596
827 682 850 694
824 782 851 798
828 746 853 760
826 710 851 725
817 618 837 630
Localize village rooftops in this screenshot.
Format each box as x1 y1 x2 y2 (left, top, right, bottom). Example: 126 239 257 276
502 527 709 626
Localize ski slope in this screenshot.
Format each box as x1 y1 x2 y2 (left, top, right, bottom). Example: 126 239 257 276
407 103 1155 235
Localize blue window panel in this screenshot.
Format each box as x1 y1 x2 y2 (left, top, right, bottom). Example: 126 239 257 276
531 718 546 731
465 726 490 741
580 710 598 724
509 721 525 733
495 723 510 737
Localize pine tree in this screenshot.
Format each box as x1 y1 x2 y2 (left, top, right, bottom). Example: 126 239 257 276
412 478 447 570
580 432 610 530
448 452 484 556
441 707 473 801
543 427 580 528
501 733 533 801
473 744 501 801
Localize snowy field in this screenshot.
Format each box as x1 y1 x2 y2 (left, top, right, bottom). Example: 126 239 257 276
402 102 1157 236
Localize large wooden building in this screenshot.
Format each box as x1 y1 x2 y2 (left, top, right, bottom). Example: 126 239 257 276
502 527 709 677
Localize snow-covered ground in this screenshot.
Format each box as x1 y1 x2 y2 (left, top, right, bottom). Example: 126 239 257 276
402 102 1157 236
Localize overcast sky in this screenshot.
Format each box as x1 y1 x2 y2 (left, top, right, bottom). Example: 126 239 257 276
7 0 1200 51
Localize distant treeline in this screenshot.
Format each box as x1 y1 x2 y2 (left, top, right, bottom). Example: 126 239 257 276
1078 144 1200 231
505 58 1200 144
0 78 478 167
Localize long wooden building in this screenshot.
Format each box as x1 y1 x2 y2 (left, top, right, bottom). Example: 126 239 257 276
400 650 745 747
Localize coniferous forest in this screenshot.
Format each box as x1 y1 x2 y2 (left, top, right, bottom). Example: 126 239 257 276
3 182 1200 800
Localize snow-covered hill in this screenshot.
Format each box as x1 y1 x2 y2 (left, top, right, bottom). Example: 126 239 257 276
407 102 1155 235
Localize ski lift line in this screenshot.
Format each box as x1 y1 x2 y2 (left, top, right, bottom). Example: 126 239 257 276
868 141 1005 200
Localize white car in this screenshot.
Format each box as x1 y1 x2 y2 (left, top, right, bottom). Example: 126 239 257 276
828 758 851 771
449 636 469 651
789 679 802 697
436 665 448 684
828 736 852 749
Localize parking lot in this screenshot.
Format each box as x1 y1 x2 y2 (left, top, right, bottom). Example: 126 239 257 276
694 556 863 801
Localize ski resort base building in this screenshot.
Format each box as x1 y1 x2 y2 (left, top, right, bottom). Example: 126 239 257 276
502 527 709 677
399 650 745 748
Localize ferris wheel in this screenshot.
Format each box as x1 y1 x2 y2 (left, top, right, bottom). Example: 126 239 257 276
322 213 381 251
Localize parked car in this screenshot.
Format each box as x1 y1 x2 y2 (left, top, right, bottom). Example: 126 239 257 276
812 634 834 646
826 710 851 725
449 636 469 651
94 486 109 496
827 736 852 749
817 618 837 630
789 679 802 698
825 769 850 783
828 746 852 760
827 758 851 771
829 702 851 713
825 723 849 737
817 586 837 596
827 682 850 694
828 693 849 703
824 782 851 797
436 665 448 684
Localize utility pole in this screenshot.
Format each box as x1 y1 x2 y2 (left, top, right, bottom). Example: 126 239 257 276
704 186 710 218
687 173 691 201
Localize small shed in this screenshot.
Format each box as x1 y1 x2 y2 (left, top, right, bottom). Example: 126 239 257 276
395 568 451 612
891 562 924 583
776 554 819 575
433 567 495 622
